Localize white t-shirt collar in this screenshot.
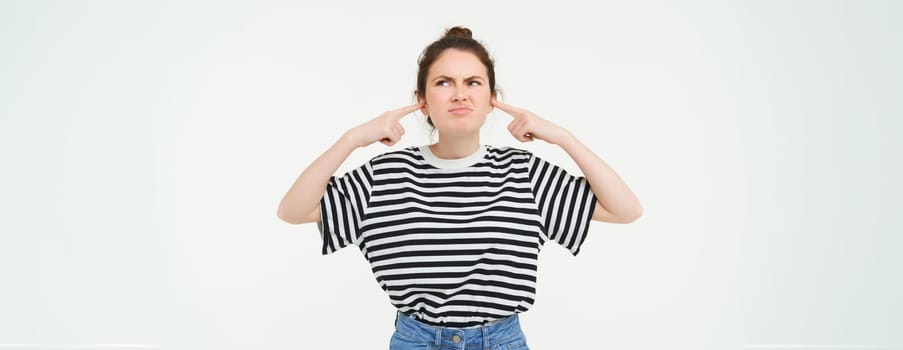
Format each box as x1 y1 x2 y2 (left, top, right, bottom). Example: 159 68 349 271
419 144 488 169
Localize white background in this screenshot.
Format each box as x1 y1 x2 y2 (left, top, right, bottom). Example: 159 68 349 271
1 1 901 349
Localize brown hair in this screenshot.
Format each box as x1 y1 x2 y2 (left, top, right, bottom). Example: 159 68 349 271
415 26 497 128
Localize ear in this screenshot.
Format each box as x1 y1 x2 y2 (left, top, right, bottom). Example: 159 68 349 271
490 91 497 112
416 94 429 116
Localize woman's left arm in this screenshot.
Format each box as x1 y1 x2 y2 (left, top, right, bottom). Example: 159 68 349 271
557 135 643 223
492 98 643 224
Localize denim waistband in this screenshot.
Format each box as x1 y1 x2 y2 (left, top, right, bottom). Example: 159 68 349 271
393 311 526 349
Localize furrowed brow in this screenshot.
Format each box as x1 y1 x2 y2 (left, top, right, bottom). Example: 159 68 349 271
431 75 485 82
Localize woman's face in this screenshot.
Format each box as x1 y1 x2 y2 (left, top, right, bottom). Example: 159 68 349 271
419 49 494 136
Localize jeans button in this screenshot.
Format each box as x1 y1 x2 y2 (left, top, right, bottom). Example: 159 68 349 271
452 335 461 343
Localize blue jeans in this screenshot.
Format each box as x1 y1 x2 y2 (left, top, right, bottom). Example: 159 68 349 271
390 311 530 350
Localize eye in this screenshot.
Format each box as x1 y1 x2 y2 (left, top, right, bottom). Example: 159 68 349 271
435 80 449 86
468 80 482 86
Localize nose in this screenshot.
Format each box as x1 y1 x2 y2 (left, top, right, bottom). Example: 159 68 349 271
452 87 468 102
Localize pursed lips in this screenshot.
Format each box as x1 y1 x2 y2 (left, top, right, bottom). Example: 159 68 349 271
449 106 472 113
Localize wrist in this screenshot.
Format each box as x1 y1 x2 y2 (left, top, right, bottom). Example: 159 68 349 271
335 133 361 152
556 130 579 149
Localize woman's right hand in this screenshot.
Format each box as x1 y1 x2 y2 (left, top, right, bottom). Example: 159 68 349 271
341 102 423 148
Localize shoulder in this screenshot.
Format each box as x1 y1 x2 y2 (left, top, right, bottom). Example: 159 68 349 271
364 145 427 171
370 145 422 162
484 145 536 167
486 144 533 159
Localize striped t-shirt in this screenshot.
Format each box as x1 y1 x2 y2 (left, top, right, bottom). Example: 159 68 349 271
317 144 597 327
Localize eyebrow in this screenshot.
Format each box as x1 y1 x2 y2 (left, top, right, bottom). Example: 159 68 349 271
431 75 485 82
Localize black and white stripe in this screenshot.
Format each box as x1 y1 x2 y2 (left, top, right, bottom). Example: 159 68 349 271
318 145 597 327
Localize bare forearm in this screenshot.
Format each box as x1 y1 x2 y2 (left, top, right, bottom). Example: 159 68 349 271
558 133 642 220
277 135 358 224
276 103 420 224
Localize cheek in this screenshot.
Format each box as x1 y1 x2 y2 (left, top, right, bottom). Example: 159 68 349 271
428 89 448 102
426 91 447 112
473 90 492 107
472 87 490 100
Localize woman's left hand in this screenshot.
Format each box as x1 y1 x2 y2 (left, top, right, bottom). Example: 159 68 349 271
491 97 573 145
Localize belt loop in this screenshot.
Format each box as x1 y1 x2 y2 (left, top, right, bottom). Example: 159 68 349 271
435 325 442 347
482 322 490 348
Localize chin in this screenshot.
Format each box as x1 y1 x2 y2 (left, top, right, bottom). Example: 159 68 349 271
437 119 486 134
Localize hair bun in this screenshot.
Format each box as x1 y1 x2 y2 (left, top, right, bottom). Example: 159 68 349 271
443 26 473 39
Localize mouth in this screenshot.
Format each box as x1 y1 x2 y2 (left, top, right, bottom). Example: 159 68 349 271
449 107 472 115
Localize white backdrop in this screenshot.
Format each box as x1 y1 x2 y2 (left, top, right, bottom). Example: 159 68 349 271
1 1 901 349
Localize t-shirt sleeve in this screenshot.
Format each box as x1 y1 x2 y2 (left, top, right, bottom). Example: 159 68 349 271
317 160 374 255
527 153 597 256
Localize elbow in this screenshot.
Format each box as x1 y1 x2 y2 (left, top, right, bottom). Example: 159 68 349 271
277 203 320 225
277 206 302 225
621 205 643 224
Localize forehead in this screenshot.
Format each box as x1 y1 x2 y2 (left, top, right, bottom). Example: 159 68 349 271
428 49 488 78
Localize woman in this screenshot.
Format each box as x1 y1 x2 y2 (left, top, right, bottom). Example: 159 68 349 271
278 26 642 350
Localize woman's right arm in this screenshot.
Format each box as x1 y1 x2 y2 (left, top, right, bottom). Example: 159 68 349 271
276 103 422 225
276 137 358 224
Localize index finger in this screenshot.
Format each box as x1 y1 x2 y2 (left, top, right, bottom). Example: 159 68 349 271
491 98 524 116
391 102 424 121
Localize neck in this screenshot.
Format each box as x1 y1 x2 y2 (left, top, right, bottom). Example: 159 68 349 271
431 133 481 159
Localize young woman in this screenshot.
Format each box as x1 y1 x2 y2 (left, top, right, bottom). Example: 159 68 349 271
278 26 642 350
